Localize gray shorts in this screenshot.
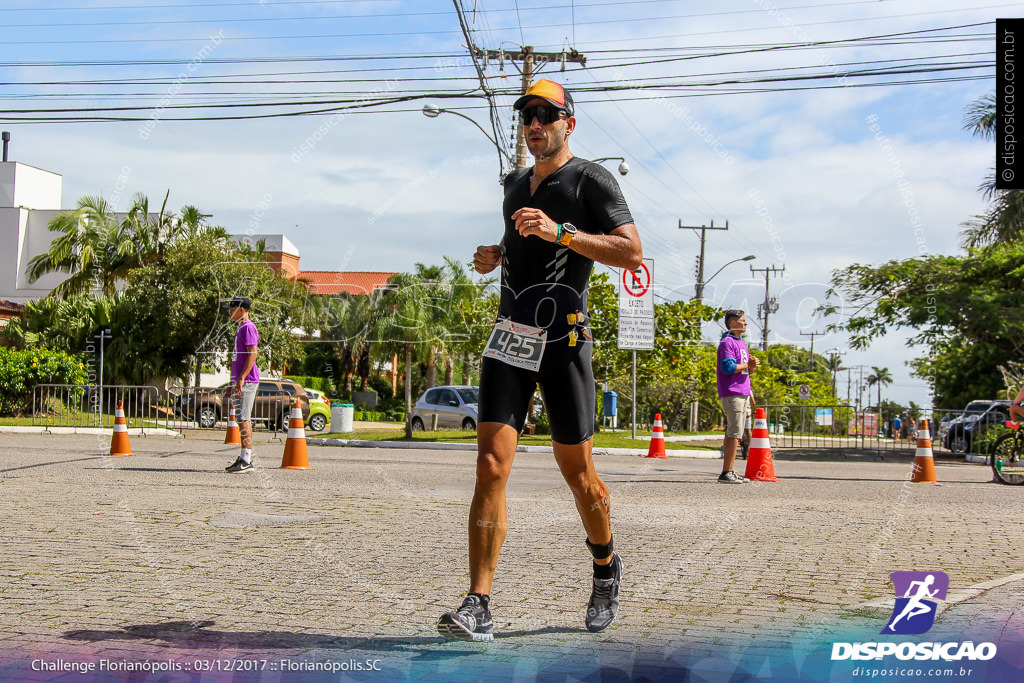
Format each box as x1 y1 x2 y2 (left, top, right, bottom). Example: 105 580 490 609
232 383 258 423
720 395 751 439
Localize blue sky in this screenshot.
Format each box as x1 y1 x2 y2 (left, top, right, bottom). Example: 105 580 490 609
0 0 1015 407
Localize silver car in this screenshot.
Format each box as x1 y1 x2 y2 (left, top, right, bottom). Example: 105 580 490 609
411 385 479 431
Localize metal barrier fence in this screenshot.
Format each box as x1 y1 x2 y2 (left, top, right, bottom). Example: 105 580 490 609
756 404 918 453
31 384 288 438
755 404 1013 457
32 384 162 433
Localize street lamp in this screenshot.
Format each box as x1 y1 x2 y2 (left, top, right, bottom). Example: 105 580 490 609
696 254 755 301
421 103 512 180
592 156 630 175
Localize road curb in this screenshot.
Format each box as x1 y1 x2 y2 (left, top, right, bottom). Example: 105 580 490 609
0 425 179 436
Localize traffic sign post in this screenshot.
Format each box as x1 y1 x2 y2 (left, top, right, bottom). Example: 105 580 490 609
618 259 654 438
618 259 654 351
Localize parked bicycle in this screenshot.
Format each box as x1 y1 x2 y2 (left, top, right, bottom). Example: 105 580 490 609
989 420 1024 485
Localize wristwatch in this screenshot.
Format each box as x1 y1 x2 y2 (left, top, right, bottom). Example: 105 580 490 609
557 222 577 247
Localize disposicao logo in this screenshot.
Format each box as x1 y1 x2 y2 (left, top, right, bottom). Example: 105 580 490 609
882 571 948 635
831 571 997 662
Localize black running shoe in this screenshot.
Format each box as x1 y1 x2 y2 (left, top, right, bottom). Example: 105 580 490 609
437 594 494 642
586 553 623 632
225 458 253 473
717 470 747 484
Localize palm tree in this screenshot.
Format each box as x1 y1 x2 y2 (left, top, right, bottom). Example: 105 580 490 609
867 366 893 434
27 196 136 298
961 93 1024 247
371 272 446 437
27 191 224 298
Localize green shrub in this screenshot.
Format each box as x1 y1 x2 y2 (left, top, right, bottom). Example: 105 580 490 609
284 375 336 395
532 410 551 435
0 347 87 416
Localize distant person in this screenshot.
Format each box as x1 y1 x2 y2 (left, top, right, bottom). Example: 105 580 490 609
717 310 759 483
892 415 902 440
437 79 643 642
223 296 260 473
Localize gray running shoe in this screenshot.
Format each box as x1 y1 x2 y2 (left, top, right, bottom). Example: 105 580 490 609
717 470 747 484
437 594 494 642
586 553 623 632
225 458 253 473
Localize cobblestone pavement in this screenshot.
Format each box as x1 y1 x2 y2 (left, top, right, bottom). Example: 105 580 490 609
0 432 1020 681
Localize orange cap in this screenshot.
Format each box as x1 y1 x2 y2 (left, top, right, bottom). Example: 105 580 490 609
513 79 574 116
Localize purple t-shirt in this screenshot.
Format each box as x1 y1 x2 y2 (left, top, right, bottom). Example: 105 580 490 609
231 319 260 384
717 333 751 398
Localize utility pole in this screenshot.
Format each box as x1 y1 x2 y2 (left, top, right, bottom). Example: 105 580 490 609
750 265 786 352
800 330 826 372
471 45 587 168
678 219 729 302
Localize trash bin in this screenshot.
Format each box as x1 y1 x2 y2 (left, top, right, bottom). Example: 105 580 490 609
330 403 354 433
602 391 618 417
602 391 618 429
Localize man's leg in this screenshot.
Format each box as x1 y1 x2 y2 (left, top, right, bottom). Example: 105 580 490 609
722 435 739 471
227 386 256 473
718 396 747 483
240 420 253 452
553 438 622 632
468 422 520 594
437 422 517 641
553 438 611 557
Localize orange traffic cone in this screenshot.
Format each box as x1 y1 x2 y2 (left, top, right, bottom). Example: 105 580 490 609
280 399 312 470
910 419 937 483
224 406 241 445
646 413 668 458
109 399 133 456
744 408 778 481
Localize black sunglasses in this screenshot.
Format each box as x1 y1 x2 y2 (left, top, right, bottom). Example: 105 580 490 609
518 105 567 126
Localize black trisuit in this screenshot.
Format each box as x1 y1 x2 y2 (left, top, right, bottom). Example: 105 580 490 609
478 157 634 444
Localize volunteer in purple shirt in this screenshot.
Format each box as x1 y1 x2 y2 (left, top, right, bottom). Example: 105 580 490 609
223 295 260 474
717 309 759 484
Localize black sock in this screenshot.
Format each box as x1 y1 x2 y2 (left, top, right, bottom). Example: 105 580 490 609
593 559 615 580
468 592 489 607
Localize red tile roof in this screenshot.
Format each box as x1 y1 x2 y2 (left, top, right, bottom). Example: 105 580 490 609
0 299 23 319
298 271 396 296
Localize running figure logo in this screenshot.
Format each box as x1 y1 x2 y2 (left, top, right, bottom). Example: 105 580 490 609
882 571 949 635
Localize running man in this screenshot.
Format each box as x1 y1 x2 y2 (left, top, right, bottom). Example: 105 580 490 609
223 295 260 473
437 79 643 642
885 574 939 632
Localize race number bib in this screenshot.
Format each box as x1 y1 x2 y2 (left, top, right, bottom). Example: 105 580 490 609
483 319 547 371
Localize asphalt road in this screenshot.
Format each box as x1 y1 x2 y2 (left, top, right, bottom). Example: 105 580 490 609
0 432 1020 681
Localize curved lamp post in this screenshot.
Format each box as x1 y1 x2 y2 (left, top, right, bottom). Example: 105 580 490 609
697 254 756 301
422 103 512 180
591 156 630 176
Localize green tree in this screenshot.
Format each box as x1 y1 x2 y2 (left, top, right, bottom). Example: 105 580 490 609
822 244 1024 407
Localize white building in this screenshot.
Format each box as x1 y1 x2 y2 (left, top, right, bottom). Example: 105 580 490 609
0 159 67 303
